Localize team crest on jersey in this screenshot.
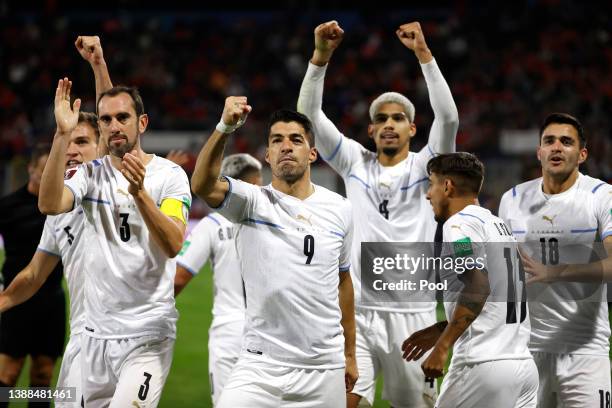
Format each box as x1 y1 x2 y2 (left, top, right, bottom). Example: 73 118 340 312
64 168 77 180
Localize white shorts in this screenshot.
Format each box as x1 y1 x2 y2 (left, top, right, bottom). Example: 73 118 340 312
436 358 538 408
216 356 345 407
533 351 611 408
209 319 244 405
351 309 437 408
81 334 174 408
56 333 82 408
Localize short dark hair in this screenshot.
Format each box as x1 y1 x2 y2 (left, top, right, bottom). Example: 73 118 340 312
78 112 100 142
427 152 485 195
97 85 145 117
29 143 51 166
237 166 261 182
268 109 315 146
539 113 586 148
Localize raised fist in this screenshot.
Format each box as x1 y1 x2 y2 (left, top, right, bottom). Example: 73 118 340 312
314 20 344 55
75 35 105 66
396 22 433 64
54 78 81 135
221 96 251 128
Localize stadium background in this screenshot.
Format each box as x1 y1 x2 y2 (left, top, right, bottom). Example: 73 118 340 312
0 1 611 406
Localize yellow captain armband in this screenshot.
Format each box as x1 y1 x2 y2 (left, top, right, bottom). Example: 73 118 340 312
160 198 189 225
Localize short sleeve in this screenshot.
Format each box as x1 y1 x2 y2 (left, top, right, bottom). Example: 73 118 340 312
593 183 612 240
161 165 192 208
216 176 259 223
64 164 90 208
176 216 217 276
37 216 60 257
339 201 353 272
442 216 487 274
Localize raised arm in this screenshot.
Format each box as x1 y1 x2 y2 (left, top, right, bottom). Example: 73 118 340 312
397 22 459 154
298 21 360 169
191 96 251 207
39 78 80 215
75 35 113 102
0 251 60 313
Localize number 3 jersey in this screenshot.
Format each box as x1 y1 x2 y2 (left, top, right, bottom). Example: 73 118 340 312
217 177 353 369
441 205 532 367
499 173 612 356
38 208 86 336
64 155 192 339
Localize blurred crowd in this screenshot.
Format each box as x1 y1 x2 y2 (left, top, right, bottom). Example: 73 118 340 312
1 2 610 206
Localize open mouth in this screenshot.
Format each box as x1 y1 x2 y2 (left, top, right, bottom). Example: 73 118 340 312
65 159 82 168
549 156 564 165
380 132 399 141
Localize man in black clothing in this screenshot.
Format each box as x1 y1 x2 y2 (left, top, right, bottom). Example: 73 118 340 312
0 144 66 407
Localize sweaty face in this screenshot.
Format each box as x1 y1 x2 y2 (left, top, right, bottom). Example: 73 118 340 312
65 123 98 169
426 173 449 223
266 121 316 183
98 93 144 158
537 123 586 180
370 102 415 156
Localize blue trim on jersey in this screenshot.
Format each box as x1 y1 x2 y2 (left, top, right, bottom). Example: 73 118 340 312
339 264 351 272
92 159 102 167
458 212 485 224
83 196 111 205
177 260 199 276
329 230 345 238
592 182 606 193
570 228 598 233
36 247 61 258
322 136 343 162
602 230 612 239
244 218 284 229
400 177 428 191
427 144 436 158
348 174 370 189
512 186 517 197
210 176 233 210
512 230 526 234
206 215 221 226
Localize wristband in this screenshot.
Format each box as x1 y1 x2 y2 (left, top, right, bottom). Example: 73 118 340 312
215 112 249 134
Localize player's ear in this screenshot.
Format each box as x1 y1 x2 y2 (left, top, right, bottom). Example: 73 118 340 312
536 145 542 162
138 114 148 134
265 148 270 165
309 147 318 164
367 124 374 139
578 147 588 164
408 122 417 138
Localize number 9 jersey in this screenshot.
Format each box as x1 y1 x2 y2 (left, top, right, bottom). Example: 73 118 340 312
217 176 353 369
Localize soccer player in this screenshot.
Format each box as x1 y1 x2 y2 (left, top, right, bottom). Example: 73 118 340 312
38 78 191 407
191 98 356 407
175 153 262 405
0 144 66 408
297 21 458 407
403 152 537 407
0 111 100 407
498 113 611 407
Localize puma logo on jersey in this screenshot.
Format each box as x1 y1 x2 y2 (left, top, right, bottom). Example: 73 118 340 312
296 214 313 226
379 181 391 189
132 402 141 408
117 188 130 197
542 214 558 226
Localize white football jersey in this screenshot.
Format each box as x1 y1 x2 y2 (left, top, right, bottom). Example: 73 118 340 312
218 177 353 369
499 173 612 355
298 60 458 312
64 155 191 339
442 205 532 366
37 208 86 335
176 213 246 327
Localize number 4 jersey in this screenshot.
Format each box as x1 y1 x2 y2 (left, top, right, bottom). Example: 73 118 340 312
217 177 353 369
64 155 192 339
442 205 532 367
499 173 612 356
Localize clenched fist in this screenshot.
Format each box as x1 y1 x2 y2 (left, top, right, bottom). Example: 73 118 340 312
220 96 252 131
396 22 433 64
75 35 105 66
311 20 344 66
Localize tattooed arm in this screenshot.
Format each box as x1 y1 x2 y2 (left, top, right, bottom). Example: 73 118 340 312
420 268 490 378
